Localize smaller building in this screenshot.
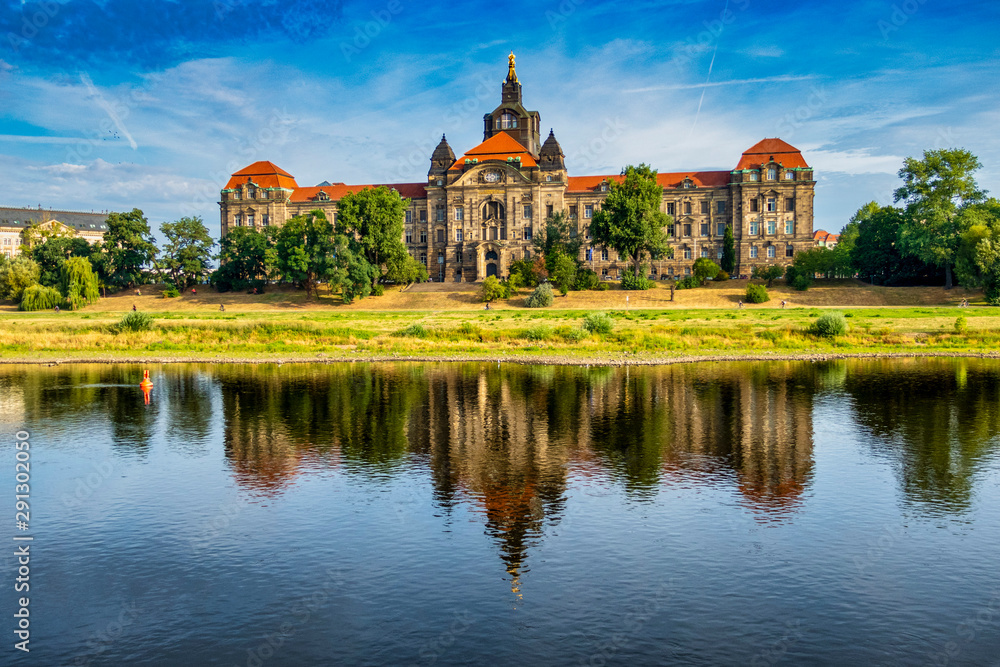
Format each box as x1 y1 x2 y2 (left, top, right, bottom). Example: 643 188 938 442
0 207 109 258
813 229 839 249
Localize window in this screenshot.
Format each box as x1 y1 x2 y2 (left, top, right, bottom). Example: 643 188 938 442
716 201 726 214
454 207 464 221
420 253 427 263
700 223 709 236
768 167 777 180
717 223 727 236
455 229 463 242
497 112 518 129
436 229 445 243
247 213 255 227
584 204 593 218
435 207 445 222
602 268 608 276
437 251 444 265
600 182 608 192
586 248 593 261
599 248 609 261
750 245 758 258
546 175 553 182
766 198 776 212
569 205 577 218
500 226 507 240
233 190 241 200
767 220 777 235
667 224 675 237
546 204 554 217
684 202 692 215
419 210 427 223
683 224 692 236
784 171 794 180
683 248 692 260
767 245 776 258
749 220 759 235
234 214 243 226
419 230 427 243
524 250 531 260
262 214 269 227
700 201 709 215
667 202 676 216
749 199 759 213
786 244 794 258
405 211 412 224
405 229 413 243
749 171 759 181
249 188 256 199
784 219 794 235
524 226 533 240
786 198 795 211
523 205 532 219
685 267 692 275
701 248 709 258
717 248 724 259
261 190 269 199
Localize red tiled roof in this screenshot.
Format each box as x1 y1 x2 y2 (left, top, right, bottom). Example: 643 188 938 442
224 161 299 190
812 230 838 244
735 138 809 170
289 182 427 203
450 133 538 170
566 171 731 193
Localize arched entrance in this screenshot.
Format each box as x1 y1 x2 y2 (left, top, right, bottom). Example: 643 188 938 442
486 263 498 278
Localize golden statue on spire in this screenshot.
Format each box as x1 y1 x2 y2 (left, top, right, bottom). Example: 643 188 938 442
507 51 518 83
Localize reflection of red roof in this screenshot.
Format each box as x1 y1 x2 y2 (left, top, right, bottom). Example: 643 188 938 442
289 182 426 203
566 171 730 193
735 138 809 170
450 133 538 170
224 161 299 190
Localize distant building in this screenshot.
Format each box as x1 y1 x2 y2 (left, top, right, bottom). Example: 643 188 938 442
220 54 816 281
0 207 108 258
813 229 839 249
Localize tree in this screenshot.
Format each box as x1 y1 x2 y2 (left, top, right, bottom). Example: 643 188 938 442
751 264 784 287
31 236 93 288
215 227 275 292
590 164 672 278
275 210 336 297
0 255 40 302
479 275 507 303
335 186 410 289
894 148 987 289
59 257 100 310
327 234 378 304
850 203 936 285
383 254 428 285
692 257 721 285
103 209 158 290
160 216 216 289
954 199 1000 302
721 225 736 274
534 211 583 274
550 252 577 295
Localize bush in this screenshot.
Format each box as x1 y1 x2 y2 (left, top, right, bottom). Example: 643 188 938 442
561 328 587 342
714 271 730 282
396 323 430 338
523 325 550 341
791 275 812 291
674 276 701 290
955 315 968 334
621 268 654 291
112 311 154 333
0 255 41 302
582 312 614 334
813 312 848 337
479 275 508 303
574 268 600 291
752 265 785 287
372 284 385 297
745 283 770 303
693 258 721 285
596 282 610 291
162 284 181 298
525 283 554 308
19 285 63 311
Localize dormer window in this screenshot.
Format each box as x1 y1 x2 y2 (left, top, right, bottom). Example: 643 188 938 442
784 171 794 180
233 190 241 200
600 182 608 192
767 167 777 180
317 191 330 201
749 172 759 181
497 112 518 129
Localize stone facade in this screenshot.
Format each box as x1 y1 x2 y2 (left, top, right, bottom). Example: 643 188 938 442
220 54 815 281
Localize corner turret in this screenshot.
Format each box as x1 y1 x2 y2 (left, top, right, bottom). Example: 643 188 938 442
429 134 456 178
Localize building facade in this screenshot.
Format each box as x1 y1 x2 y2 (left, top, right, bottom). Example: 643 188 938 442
0 207 108 259
220 54 816 281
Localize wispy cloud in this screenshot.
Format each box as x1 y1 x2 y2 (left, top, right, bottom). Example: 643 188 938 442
624 75 817 94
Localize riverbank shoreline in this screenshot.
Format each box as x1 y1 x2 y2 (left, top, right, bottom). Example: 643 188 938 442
3 350 999 367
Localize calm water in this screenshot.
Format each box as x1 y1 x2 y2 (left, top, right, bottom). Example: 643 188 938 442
1 360 999 666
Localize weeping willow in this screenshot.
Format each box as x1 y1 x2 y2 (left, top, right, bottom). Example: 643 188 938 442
59 257 100 310
19 284 63 311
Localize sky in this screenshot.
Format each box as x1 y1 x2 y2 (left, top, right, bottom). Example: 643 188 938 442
1 0 998 240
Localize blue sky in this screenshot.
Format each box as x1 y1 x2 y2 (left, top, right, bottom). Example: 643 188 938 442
1 0 998 239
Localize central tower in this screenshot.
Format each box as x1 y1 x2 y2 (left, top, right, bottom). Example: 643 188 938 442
483 52 542 157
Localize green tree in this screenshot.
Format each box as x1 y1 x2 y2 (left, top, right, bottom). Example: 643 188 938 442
850 203 935 285
480 275 507 303
59 256 101 310
590 164 672 279
751 264 784 287
326 233 379 303
721 225 736 274
31 236 93 288
0 255 41 302
159 216 216 289
534 211 583 274
215 227 275 292
692 257 721 285
895 148 987 289
103 209 158 290
275 210 335 297
550 252 577 295
335 186 410 288
954 199 1000 302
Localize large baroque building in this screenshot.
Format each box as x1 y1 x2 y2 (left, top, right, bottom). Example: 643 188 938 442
220 54 815 281
0 207 108 259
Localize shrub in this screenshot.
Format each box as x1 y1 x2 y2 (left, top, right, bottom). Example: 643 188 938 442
372 284 385 297
752 265 785 287
582 312 614 334
692 258 721 285
162 284 181 298
525 283 554 308
574 268 600 291
0 255 41 302
596 282 610 291
621 268 654 291
745 283 770 303
458 322 478 335
561 328 587 342
675 276 701 290
19 285 63 311
813 312 848 337
523 325 549 341
480 275 507 303
396 323 430 338
714 271 730 282
791 275 812 291
112 311 154 333
955 315 968 334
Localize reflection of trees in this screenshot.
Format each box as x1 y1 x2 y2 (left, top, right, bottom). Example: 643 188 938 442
844 359 1000 513
161 366 214 455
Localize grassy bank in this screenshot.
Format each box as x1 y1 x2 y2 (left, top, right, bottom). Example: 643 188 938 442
1 304 997 365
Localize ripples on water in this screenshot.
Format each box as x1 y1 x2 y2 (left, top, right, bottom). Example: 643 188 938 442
0 359 999 666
